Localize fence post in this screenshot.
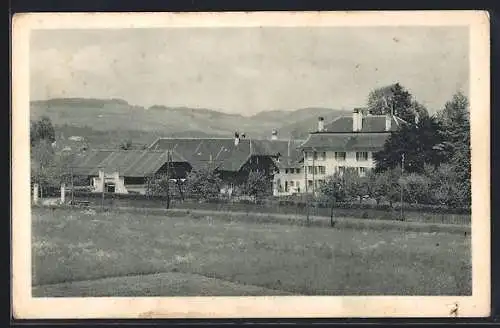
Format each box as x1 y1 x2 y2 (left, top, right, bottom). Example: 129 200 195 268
60 183 66 204
33 183 39 205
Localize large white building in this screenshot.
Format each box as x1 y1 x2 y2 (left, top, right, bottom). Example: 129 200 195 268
272 108 405 196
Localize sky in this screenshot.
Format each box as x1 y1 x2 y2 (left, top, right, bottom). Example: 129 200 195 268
30 26 469 116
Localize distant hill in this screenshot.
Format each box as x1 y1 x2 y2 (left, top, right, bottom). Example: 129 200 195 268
31 98 350 147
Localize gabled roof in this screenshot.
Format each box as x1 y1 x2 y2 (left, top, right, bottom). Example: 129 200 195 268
148 137 305 172
299 132 391 151
252 139 304 169
70 150 187 177
322 115 405 133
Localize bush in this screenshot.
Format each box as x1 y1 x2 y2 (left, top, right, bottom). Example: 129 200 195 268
401 173 432 204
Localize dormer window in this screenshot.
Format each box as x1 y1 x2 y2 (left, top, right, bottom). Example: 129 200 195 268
335 152 346 161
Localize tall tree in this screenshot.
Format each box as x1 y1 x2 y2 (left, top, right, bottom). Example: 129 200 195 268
436 91 471 206
373 115 445 173
31 139 57 197
367 83 417 122
30 116 55 147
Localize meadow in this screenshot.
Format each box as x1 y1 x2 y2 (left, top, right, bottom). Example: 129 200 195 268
32 206 471 297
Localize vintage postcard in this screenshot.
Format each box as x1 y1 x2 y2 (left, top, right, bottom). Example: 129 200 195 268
12 11 490 319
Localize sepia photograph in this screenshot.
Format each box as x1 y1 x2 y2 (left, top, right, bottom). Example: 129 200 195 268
12 11 490 319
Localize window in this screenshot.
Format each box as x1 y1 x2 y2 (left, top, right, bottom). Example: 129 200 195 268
356 152 369 161
308 180 313 188
289 168 294 174
289 181 294 187
338 166 346 176
308 166 314 174
359 167 367 177
285 169 289 174
285 181 289 192
313 152 318 160
318 166 326 174
320 152 326 160
296 168 301 174
335 152 346 161
105 183 115 193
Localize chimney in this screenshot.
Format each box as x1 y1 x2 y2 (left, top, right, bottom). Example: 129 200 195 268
352 109 364 132
352 109 359 131
318 117 325 132
234 132 240 146
271 129 278 140
385 114 392 131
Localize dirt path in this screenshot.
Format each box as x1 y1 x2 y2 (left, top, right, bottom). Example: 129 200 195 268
33 271 295 297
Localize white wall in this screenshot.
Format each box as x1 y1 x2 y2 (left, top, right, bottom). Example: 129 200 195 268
303 150 375 173
92 171 129 194
273 169 304 196
295 150 377 194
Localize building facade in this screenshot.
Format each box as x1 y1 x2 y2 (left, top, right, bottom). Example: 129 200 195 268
276 109 405 195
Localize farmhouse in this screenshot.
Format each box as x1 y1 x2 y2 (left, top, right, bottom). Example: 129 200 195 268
148 135 303 196
70 149 190 194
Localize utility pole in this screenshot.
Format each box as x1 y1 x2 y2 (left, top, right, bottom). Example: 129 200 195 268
100 167 105 209
400 153 405 221
304 149 310 226
166 150 171 209
70 166 74 204
312 149 316 196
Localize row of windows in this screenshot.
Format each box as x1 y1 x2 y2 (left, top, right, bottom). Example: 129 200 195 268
279 166 369 192
305 151 327 161
307 166 326 175
336 166 368 176
282 165 367 176
305 151 369 162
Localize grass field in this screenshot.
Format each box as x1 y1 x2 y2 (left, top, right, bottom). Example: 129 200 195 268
32 207 471 297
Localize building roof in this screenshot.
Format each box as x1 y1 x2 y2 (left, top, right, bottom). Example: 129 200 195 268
321 114 405 133
148 137 304 172
70 150 187 177
299 132 391 151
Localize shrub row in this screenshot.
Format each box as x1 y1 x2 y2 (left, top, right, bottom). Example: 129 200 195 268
70 191 469 215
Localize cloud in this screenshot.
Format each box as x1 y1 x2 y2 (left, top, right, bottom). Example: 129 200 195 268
29 27 469 114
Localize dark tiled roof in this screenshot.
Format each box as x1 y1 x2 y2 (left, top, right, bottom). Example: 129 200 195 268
299 133 391 151
322 115 404 133
70 150 186 177
148 138 305 172
252 139 304 169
